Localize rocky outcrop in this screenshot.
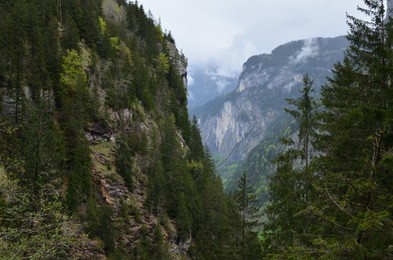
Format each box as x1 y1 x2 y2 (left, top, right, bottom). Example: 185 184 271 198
90 139 189 258
167 40 188 87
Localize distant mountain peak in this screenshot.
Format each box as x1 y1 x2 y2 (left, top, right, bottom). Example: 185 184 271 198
195 36 349 182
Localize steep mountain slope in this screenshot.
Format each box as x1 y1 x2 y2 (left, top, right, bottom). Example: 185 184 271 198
195 36 348 184
0 0 260 258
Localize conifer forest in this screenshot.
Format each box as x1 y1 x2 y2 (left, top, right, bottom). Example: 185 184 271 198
1 0 393 259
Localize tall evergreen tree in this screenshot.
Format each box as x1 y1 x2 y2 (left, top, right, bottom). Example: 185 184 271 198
59 49 92 212
285 74 316 168
18 96 62 190
115 130 134 190
309 1 393 257
234 171 262 260
263 74 318 257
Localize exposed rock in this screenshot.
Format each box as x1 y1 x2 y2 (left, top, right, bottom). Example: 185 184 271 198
167 40 188 87
196 36 349 180
90 140 189 258
85 123 114 144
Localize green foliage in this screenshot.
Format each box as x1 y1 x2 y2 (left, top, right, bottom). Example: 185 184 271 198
0 169 76 259
86 198 116 254
285 74 317 167
158 116 194 224
115 131 134 190
188 116 205 162
0 0 259 258
309 2 393 257
234 171 263 259
166 62 190 137
60 50 88 95
264 1 393 258
99 16 107 34
156 52 170 74
263 75 318 256
151 225 171 260
131 225 152 259
13 97 63 190
59 49 92 212
176 192 192 241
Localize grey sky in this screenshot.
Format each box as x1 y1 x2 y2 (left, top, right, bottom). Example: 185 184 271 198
140 0 366 74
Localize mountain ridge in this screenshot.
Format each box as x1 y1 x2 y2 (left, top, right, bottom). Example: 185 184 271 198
194 36 349 184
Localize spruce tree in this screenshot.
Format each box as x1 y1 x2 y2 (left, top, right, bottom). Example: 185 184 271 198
59 49 92 212
18 96 62 190
234 171 262 259
310 1 393 257
115 130 134 191
264 74 318 257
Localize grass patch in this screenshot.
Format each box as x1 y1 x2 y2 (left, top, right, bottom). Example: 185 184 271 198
91 142 117 178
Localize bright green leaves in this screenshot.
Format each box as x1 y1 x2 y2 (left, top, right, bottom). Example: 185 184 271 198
60 49 87 95
110 37 132 61
354 210 390 234
99 16 107 34
156 52 170 74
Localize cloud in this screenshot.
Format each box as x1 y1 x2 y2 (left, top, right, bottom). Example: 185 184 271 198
205 67 238 79
204 66 239 93
209 76 231 93
188 91 194 101
187 73 195 86
211 37 259 74
140 0 366 73
290 38 320 64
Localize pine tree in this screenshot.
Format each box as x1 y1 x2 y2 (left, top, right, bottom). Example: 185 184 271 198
59 49 92 212
151 225 171 259
307 1 393 258
18 96 63 190
234 171 262 259
285 74 316 168
188 116 205 162
115 130 134 190
176 192 192 242
263 74 318 257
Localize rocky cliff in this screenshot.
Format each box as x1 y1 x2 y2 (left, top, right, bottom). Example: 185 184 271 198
194 36 349 183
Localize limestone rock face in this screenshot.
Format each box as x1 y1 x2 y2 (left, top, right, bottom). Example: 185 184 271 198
386 0 393 23
167 40 188 87
195 36 349 180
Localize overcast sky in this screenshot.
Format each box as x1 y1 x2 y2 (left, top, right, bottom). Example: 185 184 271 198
139 0 367 74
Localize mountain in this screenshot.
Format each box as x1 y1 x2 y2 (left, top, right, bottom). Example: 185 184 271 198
194 36 349 187
188 64 238 109
0 0 262 258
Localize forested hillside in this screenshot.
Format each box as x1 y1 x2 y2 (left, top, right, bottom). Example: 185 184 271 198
0 0 261 258
263 1 393 258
